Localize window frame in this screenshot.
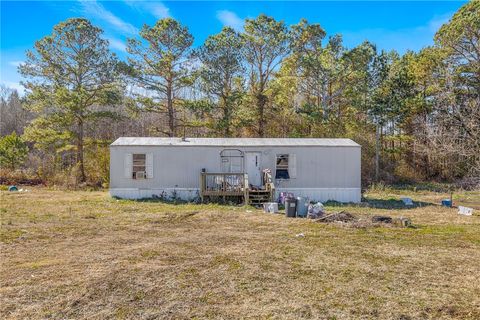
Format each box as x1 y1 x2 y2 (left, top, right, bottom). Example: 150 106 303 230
132 153 147 179
275 154 290 180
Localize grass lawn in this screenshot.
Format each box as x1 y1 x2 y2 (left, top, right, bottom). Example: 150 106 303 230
1 187 480 319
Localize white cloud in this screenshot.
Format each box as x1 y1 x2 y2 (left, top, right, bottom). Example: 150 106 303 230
8 61 24 68
1 81 25 94
80 0 138 35
124 1 170 19
146 2 170 19
427 12 452 33
216 10 244 32
107 37 127 52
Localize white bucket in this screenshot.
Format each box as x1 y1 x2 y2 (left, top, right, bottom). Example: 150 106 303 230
263 202 279 213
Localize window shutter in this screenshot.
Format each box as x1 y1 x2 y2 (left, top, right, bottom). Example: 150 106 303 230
289 154 297 178
124 153 132 179
146 153 154 178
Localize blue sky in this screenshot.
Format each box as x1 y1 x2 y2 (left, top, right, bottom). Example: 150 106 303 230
0 1 466 93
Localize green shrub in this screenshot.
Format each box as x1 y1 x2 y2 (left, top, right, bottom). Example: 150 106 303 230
0 132 28 170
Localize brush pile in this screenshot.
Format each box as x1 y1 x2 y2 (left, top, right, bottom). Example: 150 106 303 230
317 211 357 223
315 211 412 228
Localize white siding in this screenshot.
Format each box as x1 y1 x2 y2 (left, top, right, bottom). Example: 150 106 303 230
110 144 361 202
289 153 297 178
124 153 132 179
146 153 153 178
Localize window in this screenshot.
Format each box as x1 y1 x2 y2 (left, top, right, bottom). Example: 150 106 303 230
132 154 146 179
124 153 153 179
275 154 289 179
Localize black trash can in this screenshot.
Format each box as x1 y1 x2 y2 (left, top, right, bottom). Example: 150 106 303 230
285 197 297 218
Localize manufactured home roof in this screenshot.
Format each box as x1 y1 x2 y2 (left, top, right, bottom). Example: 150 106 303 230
111 137 360 147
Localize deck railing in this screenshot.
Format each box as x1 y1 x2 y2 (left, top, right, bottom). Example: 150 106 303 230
200 171 276 204
200 172 248 202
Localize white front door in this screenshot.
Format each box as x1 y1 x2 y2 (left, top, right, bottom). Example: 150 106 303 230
245 152 261 186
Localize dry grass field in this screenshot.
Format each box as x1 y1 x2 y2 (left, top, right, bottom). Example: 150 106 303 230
1 187 480 319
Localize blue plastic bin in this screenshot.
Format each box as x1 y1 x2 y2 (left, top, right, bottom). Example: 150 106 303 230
441 199 452 207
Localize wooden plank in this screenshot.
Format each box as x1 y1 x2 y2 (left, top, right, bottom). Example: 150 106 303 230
202 191 244 196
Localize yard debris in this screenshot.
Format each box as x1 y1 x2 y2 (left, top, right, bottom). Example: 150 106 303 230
307 202 325 219
314 212 413 229
372 215 393 223
401 197 414 206
317 211 357 223
458 206 473 216
278 192 294 204
394 217 412 227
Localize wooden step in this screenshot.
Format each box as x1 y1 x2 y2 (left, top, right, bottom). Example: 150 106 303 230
246 188 274 205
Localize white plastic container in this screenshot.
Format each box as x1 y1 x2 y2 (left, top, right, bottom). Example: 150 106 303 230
458 206 473 216
263 202 279 213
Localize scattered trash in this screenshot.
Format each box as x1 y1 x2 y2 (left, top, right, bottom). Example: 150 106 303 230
441 199 452 207
458 206 473 216
295 233 305 238
278 192 294 204
246 210 252 213
307 202 325 219
401 197 414 206
372 215 393 223
8 185 18 192
263 202 278 213
317 211 357 223
394 217 412 227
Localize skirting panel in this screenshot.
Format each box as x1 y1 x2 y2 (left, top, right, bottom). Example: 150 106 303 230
110 187 361 203
275 188 361 203
110 188 200 201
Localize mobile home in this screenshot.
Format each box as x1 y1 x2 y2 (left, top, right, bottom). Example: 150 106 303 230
109 137 361 203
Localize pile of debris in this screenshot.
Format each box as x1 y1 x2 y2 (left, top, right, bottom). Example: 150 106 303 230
314 211 412 228
371 215 412 227
306 202 325 219
317 211 357 223
372 215 393 223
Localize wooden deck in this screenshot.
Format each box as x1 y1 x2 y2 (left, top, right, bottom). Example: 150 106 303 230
199 172 275 205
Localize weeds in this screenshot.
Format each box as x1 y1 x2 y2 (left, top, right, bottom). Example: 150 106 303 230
1 187 479 319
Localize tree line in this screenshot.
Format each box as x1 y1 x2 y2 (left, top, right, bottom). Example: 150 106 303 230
0 1 478 187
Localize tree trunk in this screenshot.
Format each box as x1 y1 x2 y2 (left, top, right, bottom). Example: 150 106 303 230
166 78 175 137
77 118 86 183
256 93 267 137
221 95 231 137
375 122 381 182
322 85 329 121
